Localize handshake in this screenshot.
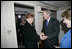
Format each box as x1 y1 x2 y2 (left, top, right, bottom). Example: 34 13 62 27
39 33 48 40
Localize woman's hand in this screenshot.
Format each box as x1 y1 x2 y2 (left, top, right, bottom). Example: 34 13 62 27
54 45 60 48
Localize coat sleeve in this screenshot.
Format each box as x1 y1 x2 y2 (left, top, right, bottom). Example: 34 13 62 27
33 28 40 42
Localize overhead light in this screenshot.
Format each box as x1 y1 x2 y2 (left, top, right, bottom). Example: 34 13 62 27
18 15 21 18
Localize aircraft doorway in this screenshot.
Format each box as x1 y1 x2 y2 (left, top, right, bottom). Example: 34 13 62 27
14 3 34 48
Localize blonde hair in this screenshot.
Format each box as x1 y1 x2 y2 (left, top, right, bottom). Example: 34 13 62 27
61 9 71 20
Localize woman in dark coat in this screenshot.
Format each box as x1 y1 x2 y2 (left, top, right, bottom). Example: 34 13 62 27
22 13 40 48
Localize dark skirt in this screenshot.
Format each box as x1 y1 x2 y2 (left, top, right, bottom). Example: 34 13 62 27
24 41 38 48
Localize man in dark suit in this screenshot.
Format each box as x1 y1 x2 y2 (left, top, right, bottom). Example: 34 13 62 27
41 10 60 48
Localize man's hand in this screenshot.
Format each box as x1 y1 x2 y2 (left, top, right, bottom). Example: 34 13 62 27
40 35 48 40
39 33 48 40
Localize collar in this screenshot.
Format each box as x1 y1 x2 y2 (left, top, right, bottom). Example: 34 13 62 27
47 17 51 23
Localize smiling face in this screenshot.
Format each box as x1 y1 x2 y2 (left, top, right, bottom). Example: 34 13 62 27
26 13 34 24
61 9 71 28
63 17 71 28
27 17 34 24
43 11 50 20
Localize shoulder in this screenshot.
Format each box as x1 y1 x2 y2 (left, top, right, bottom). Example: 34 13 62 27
51 17 59 22
43 20 46 22
43 20 46 23
50 17 59 24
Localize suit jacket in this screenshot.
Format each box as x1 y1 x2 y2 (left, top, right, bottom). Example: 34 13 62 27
42 17 60 48
22 21 40 48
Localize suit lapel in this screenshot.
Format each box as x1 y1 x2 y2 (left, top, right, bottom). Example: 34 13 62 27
47 17 52 29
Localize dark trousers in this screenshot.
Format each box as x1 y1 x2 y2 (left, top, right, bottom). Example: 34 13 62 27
44 39 58 48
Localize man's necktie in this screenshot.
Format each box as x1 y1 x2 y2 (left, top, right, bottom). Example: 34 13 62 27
46 20 48 34
46 20 48 28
